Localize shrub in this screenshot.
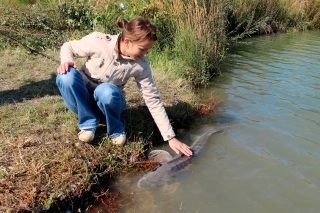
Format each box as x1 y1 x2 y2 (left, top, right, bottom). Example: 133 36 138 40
167 0 227 88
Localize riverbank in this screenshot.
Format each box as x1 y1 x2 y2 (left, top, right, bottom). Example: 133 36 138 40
0 47 217 212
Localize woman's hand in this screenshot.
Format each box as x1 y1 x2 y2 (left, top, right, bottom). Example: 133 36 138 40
168 137 193 157
57 62 77 74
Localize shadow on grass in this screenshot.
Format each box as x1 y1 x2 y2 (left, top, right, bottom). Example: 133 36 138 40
86 101 198 148
122 101 198 146
0 70 198 145
0 69 199 147
0 73 59 105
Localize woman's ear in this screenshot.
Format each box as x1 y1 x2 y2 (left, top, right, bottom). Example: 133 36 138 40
123 38 130 46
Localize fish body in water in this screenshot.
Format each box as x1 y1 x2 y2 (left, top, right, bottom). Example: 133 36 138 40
137 128 220 189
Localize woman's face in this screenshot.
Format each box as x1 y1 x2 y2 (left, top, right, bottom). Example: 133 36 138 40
125 39 155 61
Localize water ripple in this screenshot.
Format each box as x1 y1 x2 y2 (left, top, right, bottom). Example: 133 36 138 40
218 31 320 201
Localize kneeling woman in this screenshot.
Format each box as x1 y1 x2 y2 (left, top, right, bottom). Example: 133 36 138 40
56 17 192 157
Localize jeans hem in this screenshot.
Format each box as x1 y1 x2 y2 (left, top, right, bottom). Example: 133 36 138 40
79 123 99 130
110 132 126 139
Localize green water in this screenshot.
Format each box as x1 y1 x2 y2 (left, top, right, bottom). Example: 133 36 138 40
93 30 320 213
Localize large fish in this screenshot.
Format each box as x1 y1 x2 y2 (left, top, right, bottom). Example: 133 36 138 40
137 128 221 189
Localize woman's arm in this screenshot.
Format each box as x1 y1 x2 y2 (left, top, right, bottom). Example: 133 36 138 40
135 64 192 156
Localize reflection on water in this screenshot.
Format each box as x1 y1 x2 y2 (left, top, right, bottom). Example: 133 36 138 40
93 31 320 213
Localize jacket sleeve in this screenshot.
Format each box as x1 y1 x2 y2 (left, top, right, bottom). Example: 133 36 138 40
135 65 176 141
60 32 98 63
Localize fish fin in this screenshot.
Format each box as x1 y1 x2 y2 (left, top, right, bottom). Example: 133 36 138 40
148 150 173 163
189 134 201 142
151 163 162 171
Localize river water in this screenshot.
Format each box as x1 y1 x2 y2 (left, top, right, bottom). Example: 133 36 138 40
92 30 320 213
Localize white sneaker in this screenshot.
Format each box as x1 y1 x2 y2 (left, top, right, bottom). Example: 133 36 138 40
78 128 96 142
112 133 126 146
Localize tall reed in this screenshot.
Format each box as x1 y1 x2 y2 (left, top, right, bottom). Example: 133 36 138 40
225 0 320 39
157 0 227 88
304 0 320 29
226 0 290 40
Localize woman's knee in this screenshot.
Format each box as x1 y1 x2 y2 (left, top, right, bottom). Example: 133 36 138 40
56 67 80 86
94 83 122 104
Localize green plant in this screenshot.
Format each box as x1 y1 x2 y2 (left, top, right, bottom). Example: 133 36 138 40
304 0 320 29
139 2 176 50
19 0 37 4
170 0 227 88
60 3 94 30
225 0 295 41
0 171 6 178
45 193 55 210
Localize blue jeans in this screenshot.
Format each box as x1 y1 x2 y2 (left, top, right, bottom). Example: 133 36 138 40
56 68 126 138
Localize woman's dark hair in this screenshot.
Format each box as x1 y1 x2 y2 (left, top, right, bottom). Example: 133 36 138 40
117 17 157 42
